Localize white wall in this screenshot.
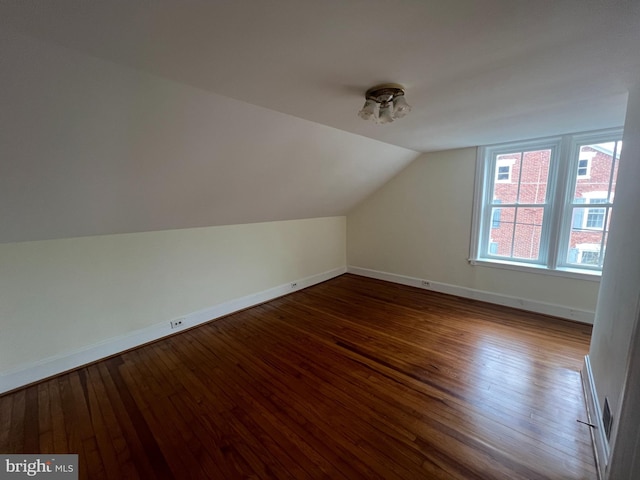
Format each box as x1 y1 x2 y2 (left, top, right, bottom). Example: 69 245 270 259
587 84 640 479
348 147 600 321
0 30 417 243
0 217 346 391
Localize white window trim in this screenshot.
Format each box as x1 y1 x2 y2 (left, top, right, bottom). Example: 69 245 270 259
471 136 562 268
468 257 602 281
470 128 623 280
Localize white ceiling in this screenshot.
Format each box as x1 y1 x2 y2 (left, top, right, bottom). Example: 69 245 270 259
2 0 639 152
1 1 639 243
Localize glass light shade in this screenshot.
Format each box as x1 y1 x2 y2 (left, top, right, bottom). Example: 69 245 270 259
377 102 394 124
392 94 412 118
358 99 378 120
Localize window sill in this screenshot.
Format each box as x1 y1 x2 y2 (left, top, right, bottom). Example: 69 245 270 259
469 258 602 282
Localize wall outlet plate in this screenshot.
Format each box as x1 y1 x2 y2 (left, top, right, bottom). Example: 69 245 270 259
170 318 185 329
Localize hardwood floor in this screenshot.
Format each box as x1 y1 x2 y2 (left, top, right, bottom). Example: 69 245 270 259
0 274 596 479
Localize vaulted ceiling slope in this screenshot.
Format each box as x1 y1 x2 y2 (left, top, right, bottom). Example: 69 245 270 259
0 31 418 243
1 1 639 243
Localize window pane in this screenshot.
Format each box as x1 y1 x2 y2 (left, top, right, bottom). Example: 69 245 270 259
573 143 618 201
493 153 521 202
518 150 551 204
488 207 515 257
487 206 544 261
566 229 605 267
565 204 611 266
513 207 544 260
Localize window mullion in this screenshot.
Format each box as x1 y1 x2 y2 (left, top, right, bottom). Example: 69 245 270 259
598 208 611 268
514 153 524 202
509 207 518 258
606 141 619 202
510 152 524 260
548 136 572 269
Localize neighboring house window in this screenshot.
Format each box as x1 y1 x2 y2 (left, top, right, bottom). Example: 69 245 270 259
580 245 600 265
496 165 511 182
572 193 609 230
577 151 595 178
495 160 513 182
471 129 622 274
577 159 590 177
581 249 601 265
585 198 607 230
568 243 602 266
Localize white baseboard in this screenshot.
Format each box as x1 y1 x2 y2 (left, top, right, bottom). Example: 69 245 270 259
581 355 608 480
0 267 346 394
347 266 595 324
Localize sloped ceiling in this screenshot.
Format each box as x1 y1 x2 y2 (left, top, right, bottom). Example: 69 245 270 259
1 0 639 242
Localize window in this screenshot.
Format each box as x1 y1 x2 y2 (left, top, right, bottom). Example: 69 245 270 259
577 159 589 177
495 160 513 182
579 245 601 265
577 152 594 178
585 197 607 229
471 129 622 275
496 165 511 182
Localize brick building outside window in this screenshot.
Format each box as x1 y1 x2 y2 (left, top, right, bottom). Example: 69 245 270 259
473 129 622 273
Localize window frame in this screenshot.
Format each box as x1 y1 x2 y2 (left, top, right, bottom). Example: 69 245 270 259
475 137 561 267
470 128 623 280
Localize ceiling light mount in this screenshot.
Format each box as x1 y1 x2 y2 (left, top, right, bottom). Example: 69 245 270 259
358 83 412 124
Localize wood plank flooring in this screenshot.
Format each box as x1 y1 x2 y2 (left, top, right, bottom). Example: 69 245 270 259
0 274 596 479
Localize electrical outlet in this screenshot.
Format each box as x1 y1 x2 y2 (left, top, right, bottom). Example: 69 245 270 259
421 280 430 288
170 318 185 329
291 282 298 289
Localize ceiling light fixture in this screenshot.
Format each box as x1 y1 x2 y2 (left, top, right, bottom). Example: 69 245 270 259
358 83 412 124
